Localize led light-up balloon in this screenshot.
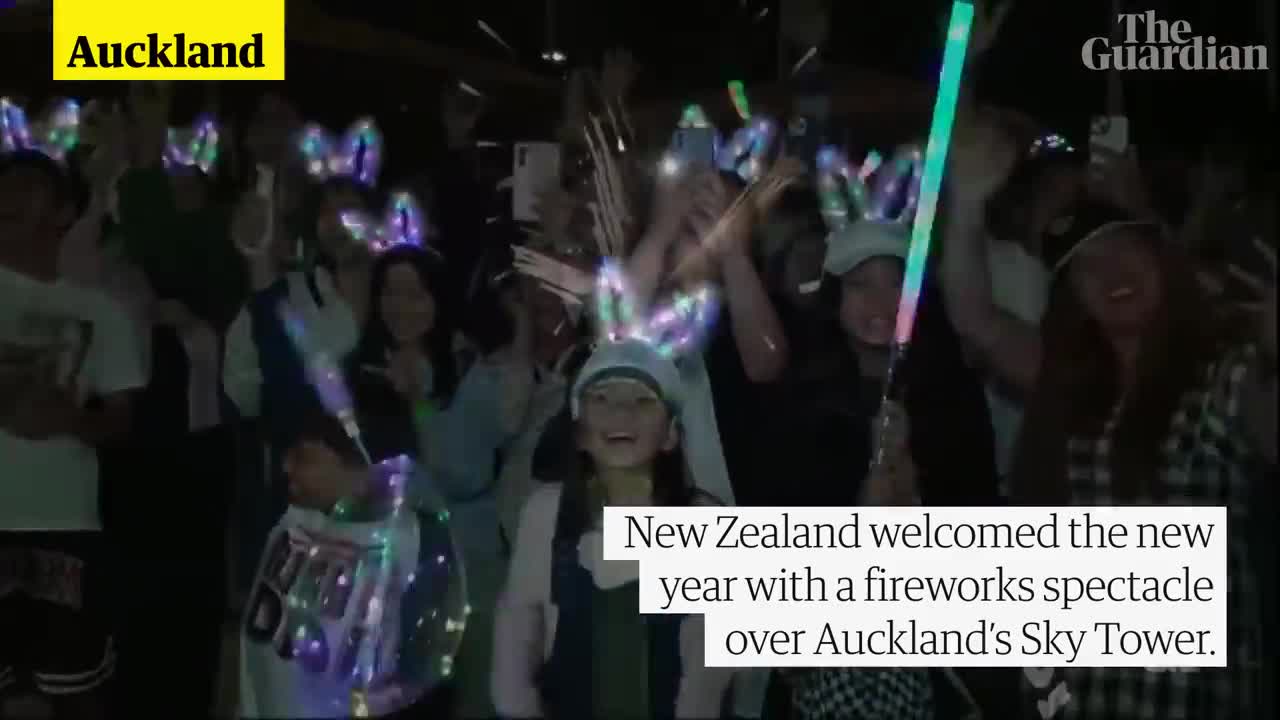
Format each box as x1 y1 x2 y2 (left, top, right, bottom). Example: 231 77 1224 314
257 303 468 718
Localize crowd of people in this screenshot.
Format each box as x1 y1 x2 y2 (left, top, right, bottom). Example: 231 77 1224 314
1 9 1276 720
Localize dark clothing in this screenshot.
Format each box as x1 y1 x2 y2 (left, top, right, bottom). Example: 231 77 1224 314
104 327 233 718
755 285 999 508
115 167 247 331
703 309 770 506
539 481 686 720
0 532 116 698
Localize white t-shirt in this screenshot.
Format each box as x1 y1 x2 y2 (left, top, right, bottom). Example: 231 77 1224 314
0 265 148 531
985 238 1050 481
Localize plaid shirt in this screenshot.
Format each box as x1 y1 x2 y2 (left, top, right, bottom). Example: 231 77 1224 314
1025 345 1264 720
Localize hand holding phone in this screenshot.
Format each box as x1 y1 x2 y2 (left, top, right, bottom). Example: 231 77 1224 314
1090 115 1129 163
672 127 718 172
513 143 562 223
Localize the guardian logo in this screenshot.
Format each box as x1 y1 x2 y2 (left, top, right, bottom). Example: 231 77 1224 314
1082 11 1268 71
67 33 265 69
53 0 284 80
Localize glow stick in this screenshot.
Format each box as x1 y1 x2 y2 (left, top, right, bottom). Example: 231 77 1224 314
895 1 973 346
277 302 372 466
871 0 973 466
728 81 751 120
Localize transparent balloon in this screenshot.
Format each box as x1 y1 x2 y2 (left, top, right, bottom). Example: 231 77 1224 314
242 455 467 718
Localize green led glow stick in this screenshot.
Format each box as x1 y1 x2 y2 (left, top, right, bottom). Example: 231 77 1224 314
871 0 974 467
728 80 750 120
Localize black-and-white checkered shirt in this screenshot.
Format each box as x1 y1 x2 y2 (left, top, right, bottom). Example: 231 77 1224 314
1024 345 1264 720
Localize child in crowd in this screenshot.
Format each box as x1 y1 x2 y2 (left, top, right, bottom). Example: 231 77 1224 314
239 408 460 719
492 273 737 718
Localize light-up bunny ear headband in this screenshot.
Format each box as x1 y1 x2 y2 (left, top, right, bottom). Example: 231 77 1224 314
1 97 81 163
815 145 923 234
717 115 778 184
298 117 383 187
340 190 428 255
163 115 220 175
664 103 778 185
593 259 718 359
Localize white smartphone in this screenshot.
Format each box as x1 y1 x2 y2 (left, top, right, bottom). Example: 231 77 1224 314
1090 115 1129 161
513 142 562 223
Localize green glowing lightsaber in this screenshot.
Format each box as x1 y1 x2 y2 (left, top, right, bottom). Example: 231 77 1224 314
872 1 974 468
895 0 974 345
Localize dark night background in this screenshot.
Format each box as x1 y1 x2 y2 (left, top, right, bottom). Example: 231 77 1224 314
1 0 1274 170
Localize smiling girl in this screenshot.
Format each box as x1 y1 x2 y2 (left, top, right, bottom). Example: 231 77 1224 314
492 331 736 718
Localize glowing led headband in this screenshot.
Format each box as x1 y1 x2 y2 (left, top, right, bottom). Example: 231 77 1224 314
716 116 777 184
340 190 426 254
816 145 923 232
594 260 717 359
0 97 80 163
164 115 220 174
678 104 712 130
298 117 383 187
1030 132 1076 157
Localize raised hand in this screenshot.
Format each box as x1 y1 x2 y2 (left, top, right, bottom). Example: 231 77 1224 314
685 171 751 262
752 155 806 219
80 101 131 196
961 0 1015 59
528 179 577 245
947 110 1018 204
231 191 274 259
128 81 173 164
512 245 594 300
599 48 638 103
1088 146 1155 219
863 400 920 506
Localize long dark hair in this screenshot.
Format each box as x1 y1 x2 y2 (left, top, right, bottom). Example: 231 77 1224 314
1010 223 1220 503
814 260 999 505
350 245 460 408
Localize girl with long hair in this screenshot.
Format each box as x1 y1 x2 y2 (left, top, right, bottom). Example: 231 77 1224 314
782 164 999 720
941 115 1276 719
346 241 534 718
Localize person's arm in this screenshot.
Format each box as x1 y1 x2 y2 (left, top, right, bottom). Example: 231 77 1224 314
718 250 789 382
626 171 698 309
222 304 262 418
492 486 557 718
492 298 537 436
940 119 1043 395
56 191 110 286
675 614 735 719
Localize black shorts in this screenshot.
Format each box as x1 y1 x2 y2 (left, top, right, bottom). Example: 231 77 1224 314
0 532 116 697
